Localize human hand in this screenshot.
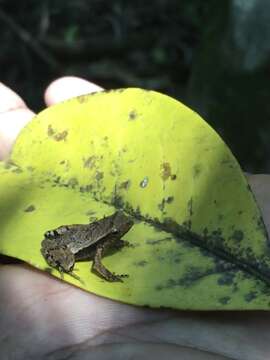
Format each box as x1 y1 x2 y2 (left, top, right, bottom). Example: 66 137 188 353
1 78 270 360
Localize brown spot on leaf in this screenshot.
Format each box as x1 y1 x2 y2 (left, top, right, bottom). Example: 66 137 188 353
129 110 138 120
48 125 68 141
83 155 98 169
160 162 171 180
158 196 174 212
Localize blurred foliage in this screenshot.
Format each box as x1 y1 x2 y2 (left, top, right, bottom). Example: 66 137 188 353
0 0 206 107
0 0 269 171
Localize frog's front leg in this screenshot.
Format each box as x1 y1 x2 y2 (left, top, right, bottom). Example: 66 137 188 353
92 237 128 282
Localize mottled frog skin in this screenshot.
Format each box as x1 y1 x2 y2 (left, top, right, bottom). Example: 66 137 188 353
41 211 134 282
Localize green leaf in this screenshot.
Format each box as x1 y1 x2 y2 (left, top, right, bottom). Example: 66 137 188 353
0 88 269 310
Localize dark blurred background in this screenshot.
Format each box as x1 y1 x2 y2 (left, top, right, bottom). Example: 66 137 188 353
1 0 270 172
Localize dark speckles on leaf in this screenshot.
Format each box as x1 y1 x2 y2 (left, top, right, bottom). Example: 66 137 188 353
231 230 244 242
245 247 253 258
54 130 68 141
146 237 172 245
111 161 122 177
203 228 209 237
244 291 257 302
220 157 232 166
83 155 98 169
159 266 218 290
182 220 192 230
112 194 125 209
128 110 138 120
217 272 235 286
160 162 171 181
219 296 231 305
207 228 224 248
134 260 148 267
179 266 210 287
193 164 202 178
218 214 224 221
119 180 131 190
13 168 23 174
68 178 78 188
59 159 70 171
158 196 174 212
24 205 35 212
167 196 174 203
80 184 93 193
47 125 54 137
95 171 104 181
187 198 193 217
158 200 165 212
85 210 96 216
48 125 68 141
53 176 61 184
171 174 177 180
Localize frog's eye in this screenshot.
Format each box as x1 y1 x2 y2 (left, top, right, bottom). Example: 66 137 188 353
45 230 57 238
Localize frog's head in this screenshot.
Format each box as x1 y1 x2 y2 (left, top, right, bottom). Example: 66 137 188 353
111 211 134 236
41 243 75 273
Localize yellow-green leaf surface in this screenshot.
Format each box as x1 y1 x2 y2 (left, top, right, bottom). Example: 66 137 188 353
0 88 270 310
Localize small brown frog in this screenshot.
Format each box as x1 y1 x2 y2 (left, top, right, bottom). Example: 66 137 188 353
41 211 134 282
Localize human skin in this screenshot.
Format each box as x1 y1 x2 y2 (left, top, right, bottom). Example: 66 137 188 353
0 77 270 360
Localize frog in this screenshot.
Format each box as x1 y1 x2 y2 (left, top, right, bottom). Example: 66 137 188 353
41 211 134 282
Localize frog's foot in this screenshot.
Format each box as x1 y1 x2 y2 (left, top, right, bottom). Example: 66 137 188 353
92 261 125 282
92 245 127 282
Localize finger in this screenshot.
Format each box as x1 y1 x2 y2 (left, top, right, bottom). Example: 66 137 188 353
44 76 103 106
0 83 35 159
0 265 170 358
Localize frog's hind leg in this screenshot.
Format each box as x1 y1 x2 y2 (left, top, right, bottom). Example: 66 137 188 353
92 240 128 282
